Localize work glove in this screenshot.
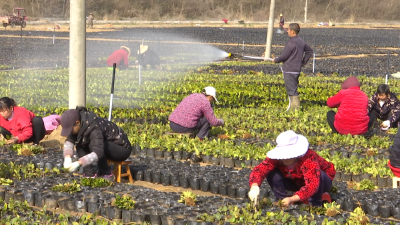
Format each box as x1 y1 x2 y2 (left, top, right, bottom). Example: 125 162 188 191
248 186 260 204
219 119 225 126
68 161 80 172
63 156 72 168
381 120 391 130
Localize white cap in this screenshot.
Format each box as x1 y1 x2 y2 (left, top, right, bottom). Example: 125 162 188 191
267 130 309 160
203 86 219 104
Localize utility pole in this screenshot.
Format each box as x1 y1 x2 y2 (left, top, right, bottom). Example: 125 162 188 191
69 0 86 109
304 0 308 23
265 0 275 58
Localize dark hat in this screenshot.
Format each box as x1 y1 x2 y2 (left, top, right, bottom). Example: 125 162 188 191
60 109 80 136
341 76 360 89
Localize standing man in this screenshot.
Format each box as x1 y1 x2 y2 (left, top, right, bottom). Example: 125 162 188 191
273 23 313 110
279 14 284 32
87 13 94 29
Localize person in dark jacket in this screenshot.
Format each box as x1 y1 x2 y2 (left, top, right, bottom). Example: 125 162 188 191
389 128 400 168
60 107 132 181
0 97 45 144
279 14 284 32
106 46 130 69
248 130 335 207
137 45 160 70
326 76 370 135
273 23 313 110
168 86 224 139
368 84 400 130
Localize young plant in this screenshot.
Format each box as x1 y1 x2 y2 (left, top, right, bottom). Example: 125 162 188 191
178 191 197 206
80 177 113 187
0 178 13 185
347 207 369 225
114 194 136 210
358 179 375 191
324 202 341 217
51 180 81 193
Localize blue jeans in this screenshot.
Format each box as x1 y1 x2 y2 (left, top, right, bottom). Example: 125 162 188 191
266 168 332 206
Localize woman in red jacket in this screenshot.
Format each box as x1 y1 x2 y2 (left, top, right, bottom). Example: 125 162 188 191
0 97 45 144
326 76 369 135
248 130 335 207
106 46 130 69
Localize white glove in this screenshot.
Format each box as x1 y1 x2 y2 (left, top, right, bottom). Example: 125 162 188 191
63 157 72 168
248 186 260 204
68 161 80 172
381 120 390 130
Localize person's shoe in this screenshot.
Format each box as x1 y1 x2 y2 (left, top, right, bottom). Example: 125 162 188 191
289 96 300 111
101 174 115 182
83 173 97 178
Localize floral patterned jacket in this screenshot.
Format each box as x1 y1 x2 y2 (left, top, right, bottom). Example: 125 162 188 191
249 149 336 201
368 92 400 123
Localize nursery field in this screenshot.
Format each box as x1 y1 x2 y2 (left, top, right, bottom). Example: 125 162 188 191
0 26 400 224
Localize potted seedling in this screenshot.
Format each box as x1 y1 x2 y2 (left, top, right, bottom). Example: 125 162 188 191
324 202 341 217
178 191 197 206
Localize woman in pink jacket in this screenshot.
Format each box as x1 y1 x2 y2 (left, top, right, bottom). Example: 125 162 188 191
0 97 45 144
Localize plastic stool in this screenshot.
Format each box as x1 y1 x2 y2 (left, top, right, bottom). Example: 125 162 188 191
302 192 331 205
393 177 400 188
107 159 134 184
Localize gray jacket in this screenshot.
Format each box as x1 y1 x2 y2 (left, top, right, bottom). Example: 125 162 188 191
275 36 313 73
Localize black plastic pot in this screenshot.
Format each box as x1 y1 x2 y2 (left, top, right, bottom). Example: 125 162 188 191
146 148 155 157
366 202 379 217
75 199 87 213
0 189 5 201
335 171 342 181
391 206 400 219
87 202 100 214
23 189 35 206
58 197 68 210
378 205 391 218
224 158 235 167
341 172 352 182
122 210 132 223
189 176 200 190
190 153 202 163
236 186 248 198
179 175 189 188
219 183 228 196
360 173 371 180
352 173 362 182
340 151 349 158
150 214 162 225
161 173 171 186
161 215 175 225
132 211 146 223
138 149 147 157
66 199 77 212
144 170 152 182
244 160 252 168
235 159 243 168
43 195 58 209
210 181 219 194
252 159 260 167
200 178 210 192
370 176 378 186
182 151 192 161
170 173 180 187
135 170 144 181
155 150 164 159
34 192 44 207
201 154 211 163
343 199 354 212
377 176 388 188
108 207 122 220
173 151 183 161
164 151 173 160
100 204 108 218
210 156 220 165
227 185 236 198
152 171 161 184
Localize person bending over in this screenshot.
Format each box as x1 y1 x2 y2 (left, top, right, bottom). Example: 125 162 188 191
168 86 224 140
61 107 132 181
106 46 130 70
248 130 335 207
0 97 45 144
326 76 370 135
368 84 400 130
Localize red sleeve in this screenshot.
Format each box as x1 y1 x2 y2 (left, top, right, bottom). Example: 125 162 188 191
327 91 343 108
249 158 278 187
202 103 222 127
124 52 129 66
15 108 34 142
295 159 320 201
318 157 336 180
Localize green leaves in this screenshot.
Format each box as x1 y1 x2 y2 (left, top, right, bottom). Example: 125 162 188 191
114 194 136 210
51 180 81 193
80 177 113 187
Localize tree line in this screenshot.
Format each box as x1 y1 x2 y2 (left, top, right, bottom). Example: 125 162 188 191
1 0 399 22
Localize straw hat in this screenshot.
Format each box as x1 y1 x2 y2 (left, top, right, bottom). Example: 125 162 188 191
280 14 283 17
266 130 309 160
137 45 148 54
120 46 131 56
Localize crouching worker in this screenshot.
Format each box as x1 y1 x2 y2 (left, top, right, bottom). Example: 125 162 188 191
61 107 132 181
0 97 45 144
168 86 224 140
248 130 335 207
137 45 160 70
326 76 370 135
389 127 400 172
106 46 130 70
368 84 400 130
